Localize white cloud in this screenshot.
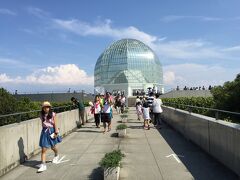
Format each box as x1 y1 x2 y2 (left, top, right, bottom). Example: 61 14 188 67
15 8 240 91
163 63 240 88
153 39 228 60
27 7 49 18
26 7 240 61
163 71 176 85
0 58 20 65
0 8 16 16
20 28 35 34
53 18 158 45
159 15 239 23
0 64 94 86
52 18 240 61
0 57 41 69
222 45 240 52
0 74 13 83
160 15 223 22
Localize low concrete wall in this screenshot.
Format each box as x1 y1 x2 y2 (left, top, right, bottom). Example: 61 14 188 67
161 106 240 177
0 107 93 177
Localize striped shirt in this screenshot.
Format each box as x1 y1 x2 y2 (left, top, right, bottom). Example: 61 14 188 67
146 96 154 107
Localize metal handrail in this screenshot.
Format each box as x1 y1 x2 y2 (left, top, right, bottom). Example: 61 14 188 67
163 102 240 120
0 105 76 118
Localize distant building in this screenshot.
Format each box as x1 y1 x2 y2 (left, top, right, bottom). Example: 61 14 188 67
94 39 164 97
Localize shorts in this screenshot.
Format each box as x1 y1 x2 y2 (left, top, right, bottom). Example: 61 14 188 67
101 113 111 123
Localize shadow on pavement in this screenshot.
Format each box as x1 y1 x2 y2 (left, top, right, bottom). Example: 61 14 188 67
157 123 238 180
128 125 143 129
75 129 102 133
21 160 42 169
88 167 103 180
110 133 118 138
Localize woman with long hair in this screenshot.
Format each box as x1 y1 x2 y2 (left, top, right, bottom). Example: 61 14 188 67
37 101 61 173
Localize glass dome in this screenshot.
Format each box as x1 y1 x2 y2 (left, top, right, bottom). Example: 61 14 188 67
94 39 163 95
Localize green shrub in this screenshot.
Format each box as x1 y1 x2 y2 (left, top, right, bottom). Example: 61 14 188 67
0 88 79 126
161 74 240 123
99 150 125 168
120 114 128 119
211 74 240 111
116 124 128 130
162 97 214 115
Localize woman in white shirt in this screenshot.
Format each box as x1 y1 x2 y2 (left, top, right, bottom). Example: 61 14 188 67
152 94 163 128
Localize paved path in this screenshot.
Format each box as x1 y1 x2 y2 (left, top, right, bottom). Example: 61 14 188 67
1 108 238 180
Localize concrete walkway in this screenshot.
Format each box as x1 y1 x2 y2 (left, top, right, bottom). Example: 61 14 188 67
1 108 238 180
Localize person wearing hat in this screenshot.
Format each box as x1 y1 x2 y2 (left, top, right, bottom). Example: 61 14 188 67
37 101 61 173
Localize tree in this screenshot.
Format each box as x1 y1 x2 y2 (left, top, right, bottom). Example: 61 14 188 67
0 88 18 115
211 73 240 113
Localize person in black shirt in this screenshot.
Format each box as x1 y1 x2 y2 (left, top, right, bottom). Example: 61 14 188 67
146 92 154 123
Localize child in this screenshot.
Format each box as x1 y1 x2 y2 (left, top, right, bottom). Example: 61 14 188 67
136 101 142 121
38 101 62 173
142 102 151 130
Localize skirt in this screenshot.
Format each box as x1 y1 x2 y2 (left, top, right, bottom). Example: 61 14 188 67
39 127 62 148
101 113 111 123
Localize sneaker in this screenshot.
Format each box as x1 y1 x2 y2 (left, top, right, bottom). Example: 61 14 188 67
52 155 59 164
37 164 47 173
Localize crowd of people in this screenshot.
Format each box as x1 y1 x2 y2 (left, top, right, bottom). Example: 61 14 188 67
134 92 163 130
176 85 213 91
36 91 163 173
114 94 126 114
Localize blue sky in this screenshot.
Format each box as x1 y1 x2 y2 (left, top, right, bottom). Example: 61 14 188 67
0 0 240 93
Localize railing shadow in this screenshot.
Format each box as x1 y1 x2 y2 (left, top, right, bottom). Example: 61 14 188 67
157 122 238 180
75 129 102 133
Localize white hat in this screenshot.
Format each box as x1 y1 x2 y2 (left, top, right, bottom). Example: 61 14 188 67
42 101 52 108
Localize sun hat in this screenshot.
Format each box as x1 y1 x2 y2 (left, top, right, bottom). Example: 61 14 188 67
88 101 93 106
42 101 52 108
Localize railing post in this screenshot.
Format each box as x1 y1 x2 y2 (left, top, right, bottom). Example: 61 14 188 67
17 114 21 123
188 107 192 114
215 111 219 120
